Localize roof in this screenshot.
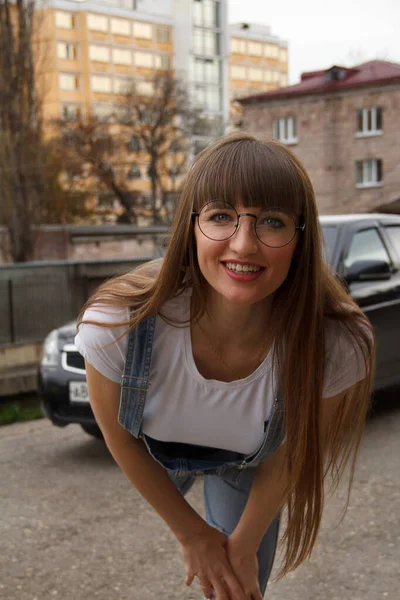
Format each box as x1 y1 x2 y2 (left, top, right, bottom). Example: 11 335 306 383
239 60 400 105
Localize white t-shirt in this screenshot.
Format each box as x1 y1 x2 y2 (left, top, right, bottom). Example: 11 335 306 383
75 294 367 454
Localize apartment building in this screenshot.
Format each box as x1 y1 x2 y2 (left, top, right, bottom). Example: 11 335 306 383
41 0 228 141
229 22 288 101
240 61 400 214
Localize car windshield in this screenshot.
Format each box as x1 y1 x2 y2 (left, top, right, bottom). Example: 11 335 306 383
320 225 339 265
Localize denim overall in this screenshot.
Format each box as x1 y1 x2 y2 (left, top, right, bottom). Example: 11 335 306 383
118 314 285 595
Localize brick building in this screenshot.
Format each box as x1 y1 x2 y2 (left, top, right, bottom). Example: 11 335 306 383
239 60 400 214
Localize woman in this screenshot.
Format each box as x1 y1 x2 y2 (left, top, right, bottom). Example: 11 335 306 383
75 133 375 600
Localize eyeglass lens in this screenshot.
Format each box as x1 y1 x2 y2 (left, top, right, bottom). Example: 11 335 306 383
197 201 296 248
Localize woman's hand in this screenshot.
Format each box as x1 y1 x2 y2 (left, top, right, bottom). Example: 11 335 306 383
225 536 263 600
181 526 247 600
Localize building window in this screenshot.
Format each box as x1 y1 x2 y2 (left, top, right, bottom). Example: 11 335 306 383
92 104 114 122
57 42 77 60
113 48 132 65
59 73 79 91
61 104 81 120
133 22 152 39
134 52 153 68
273 117 297 144
280 74 288 86
128 136 141 152
356 159 383 188
356 107 383 136
128 164 141 179
249 68 263 82
279 48 288 62
194 85 222 111
193 0 220 28
265 44 278 58
248 42 262 56
192 57 220 83
136 80 154 96
89 45 110 63
91 75 112 93
114 78 130 95
55 11 74 29
231 65 246 80
154 54 171 70
231 38 246 54
193 29 220 56
87 14 108 32
111 18 130 36
156 26 170 43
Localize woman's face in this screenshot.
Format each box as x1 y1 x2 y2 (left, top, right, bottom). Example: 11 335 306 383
194 202 299 310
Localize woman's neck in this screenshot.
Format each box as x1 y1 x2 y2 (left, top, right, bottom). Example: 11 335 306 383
199 290 273 346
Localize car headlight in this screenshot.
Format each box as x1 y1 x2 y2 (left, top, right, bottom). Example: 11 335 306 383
41 330 59 367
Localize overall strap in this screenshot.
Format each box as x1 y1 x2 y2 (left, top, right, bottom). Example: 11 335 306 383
118 313 157 437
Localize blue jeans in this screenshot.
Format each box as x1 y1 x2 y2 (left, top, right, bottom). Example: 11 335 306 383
170 467 280 596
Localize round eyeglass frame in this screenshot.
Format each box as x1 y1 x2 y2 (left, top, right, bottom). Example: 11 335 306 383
192 201 305 248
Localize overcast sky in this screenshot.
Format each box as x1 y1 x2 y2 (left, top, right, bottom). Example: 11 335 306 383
228 0 400 84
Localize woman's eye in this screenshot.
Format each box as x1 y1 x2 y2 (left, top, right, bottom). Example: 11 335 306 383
209 212 234 223
261 217 285 228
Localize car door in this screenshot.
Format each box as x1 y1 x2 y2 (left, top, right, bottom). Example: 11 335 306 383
342 224 400 390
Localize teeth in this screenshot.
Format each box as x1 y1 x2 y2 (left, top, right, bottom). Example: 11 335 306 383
225 262 261 273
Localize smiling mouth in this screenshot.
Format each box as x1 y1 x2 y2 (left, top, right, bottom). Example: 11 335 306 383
223 262 263 273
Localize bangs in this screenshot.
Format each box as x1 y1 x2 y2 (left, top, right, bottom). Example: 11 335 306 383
191 138 306 217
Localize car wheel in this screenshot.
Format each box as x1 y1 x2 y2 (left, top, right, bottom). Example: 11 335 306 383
80 424 103 440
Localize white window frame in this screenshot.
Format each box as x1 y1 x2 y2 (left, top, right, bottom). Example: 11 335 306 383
59 73 79 91
111 18 131 36
91 75 112 93
156 26 170 43
113 48 132 65
231 65 246 80
55 11 74 30
249 68 263 82
87 14 108 33
248 41 262 56
61 104 81 120
89 45 110 63
356 107 383 137
133 22 152 40
114 78 131 95
355 159 383 188
57 42 77 60
231 38 246 54
134 52 153 68
154 54 171 70
273 117 298 145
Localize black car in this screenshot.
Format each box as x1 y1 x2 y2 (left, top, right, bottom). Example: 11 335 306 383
38 213 400 438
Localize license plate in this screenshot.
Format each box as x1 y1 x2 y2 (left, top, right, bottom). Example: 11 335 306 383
69 382 90 403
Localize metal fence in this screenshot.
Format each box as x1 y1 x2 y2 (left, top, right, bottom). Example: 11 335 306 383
0 256 154 346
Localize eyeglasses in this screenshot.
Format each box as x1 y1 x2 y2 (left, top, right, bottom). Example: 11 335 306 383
192 201 305 248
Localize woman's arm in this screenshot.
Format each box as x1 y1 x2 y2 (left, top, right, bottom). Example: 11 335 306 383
85 361 247 600
225 388 349 598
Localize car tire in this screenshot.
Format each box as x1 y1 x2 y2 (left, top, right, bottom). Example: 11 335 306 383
80 423 103 440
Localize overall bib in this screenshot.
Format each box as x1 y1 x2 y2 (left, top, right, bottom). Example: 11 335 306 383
118 314 285 595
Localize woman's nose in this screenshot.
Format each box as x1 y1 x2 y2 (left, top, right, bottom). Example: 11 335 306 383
229 218 259 253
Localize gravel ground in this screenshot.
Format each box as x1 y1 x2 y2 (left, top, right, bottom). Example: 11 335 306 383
0 391 399 600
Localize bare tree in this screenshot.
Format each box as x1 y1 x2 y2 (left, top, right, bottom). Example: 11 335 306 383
0 0 88 262
58 72 201 225
120 71 201 223
58 116 142 224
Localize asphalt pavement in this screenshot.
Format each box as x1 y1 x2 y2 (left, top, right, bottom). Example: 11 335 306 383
0 391 399 600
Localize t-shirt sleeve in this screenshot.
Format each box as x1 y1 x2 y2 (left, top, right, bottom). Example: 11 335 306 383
323 319 372 398
74 306 129 384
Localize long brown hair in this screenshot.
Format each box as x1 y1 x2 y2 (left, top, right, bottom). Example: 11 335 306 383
78 132 375 577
